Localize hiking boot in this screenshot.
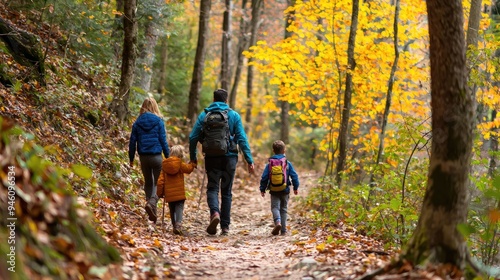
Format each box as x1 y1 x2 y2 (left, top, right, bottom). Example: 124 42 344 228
173 224 183 235
145 196 158 223
272 223 282 236
221 228 229 236
280 231 288 236
206 213 220 235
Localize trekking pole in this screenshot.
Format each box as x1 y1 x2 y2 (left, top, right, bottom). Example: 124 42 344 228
161 197 166 233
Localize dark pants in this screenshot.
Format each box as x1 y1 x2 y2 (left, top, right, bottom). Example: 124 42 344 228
169 200 185 226
205 156 238 229
139 154 162 201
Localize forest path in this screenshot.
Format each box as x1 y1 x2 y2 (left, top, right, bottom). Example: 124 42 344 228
102 158 392 280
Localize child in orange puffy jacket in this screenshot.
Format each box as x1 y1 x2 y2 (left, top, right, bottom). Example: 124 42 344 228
157 145 196 235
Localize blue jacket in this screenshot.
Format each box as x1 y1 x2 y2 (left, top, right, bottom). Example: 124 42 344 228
189 102 253 164
129 112 170 163
259 154 299 194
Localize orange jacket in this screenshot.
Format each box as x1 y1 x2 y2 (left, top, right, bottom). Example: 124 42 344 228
156 157 196 203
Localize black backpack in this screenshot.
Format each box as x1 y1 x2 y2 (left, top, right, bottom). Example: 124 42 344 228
200 109 231 156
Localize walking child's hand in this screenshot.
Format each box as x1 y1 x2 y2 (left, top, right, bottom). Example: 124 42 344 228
294 190 298 195
261 192 265 197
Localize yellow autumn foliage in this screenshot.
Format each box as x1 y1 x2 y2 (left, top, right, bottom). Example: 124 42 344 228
244 0 499 173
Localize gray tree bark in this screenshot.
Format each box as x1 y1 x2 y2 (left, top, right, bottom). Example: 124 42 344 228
134 0 164 93
278 0 294 143
156 36 169 98
220 0 232 90
335 0 359 186
403 0 472 268
229 0 250 109
244 0 263 126
109 0 137 122
187 0 212 122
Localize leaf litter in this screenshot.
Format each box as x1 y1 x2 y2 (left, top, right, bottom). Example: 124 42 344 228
98 159 395 280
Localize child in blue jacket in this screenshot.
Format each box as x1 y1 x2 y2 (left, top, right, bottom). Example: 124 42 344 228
260 140 299 235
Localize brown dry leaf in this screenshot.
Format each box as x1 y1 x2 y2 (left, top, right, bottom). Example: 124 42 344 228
109 211 117 220
52 236 73 253
399 260 413 273
129 251 142 258
24 244 43 260
136 247 148 253
316 243 326 253
153 239 162 248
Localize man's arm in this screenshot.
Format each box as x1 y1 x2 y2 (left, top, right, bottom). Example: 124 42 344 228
189 114 204 162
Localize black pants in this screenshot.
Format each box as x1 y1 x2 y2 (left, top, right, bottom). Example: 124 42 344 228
139 154 162 201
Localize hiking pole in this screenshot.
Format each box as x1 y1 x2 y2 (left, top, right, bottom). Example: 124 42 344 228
161 197 166 233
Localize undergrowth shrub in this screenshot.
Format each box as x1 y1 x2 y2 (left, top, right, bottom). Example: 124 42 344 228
0 117 121 279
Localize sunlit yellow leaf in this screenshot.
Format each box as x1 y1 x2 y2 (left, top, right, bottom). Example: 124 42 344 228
489 209 500 223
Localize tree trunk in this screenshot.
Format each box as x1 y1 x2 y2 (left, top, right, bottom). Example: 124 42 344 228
112 0 124 66
466 0 482 51
220 0 232 90
109 0 137 122
0 17 45 86
335 0 359 186
134 0 164 93
467 0 483 127
245 0 263 125
157 36 169 99
489 110 498 177
367 0 400 209
187 0 212 123
229 0 250 109
402 0 472 268
278 0 295 144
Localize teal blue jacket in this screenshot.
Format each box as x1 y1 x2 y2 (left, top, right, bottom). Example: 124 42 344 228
189 102 253 164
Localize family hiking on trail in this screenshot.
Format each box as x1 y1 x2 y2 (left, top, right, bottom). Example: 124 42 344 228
128 89 300 236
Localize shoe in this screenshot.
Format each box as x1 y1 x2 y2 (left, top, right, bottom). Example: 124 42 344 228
145 202 157 223
221 228 229 236
272 223 282 236
173 225 183 236
280 231 288 236
206 213 220 235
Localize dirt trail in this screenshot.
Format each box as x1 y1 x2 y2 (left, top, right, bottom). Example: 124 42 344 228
107 159 391 280
111 160 316 279
154 164 318 279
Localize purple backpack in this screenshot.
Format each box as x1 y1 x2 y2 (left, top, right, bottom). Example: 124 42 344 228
268 157 288 192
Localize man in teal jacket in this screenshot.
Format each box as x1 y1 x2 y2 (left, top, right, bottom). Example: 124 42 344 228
189 89 255 235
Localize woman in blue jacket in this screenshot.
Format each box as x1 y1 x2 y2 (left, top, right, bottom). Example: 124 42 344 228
129 97 170 223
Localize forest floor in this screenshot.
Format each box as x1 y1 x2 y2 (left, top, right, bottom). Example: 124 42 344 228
97 158 394 280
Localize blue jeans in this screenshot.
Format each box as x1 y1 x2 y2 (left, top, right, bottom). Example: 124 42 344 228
271 192 289 233
205 156 238 229
139 154 162 201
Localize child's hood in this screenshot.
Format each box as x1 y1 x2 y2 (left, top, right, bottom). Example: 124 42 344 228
163 157 182 175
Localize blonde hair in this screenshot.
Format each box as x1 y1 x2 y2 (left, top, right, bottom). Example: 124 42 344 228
170 145 185 159
140 97 162 117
